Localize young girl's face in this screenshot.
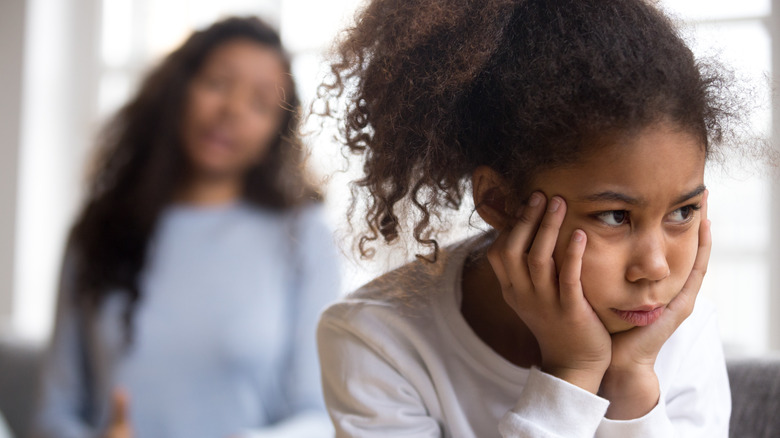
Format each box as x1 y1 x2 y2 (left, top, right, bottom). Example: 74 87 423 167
534 123 707 334
181 39 288 180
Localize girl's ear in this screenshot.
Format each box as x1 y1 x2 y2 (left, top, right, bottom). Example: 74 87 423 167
472 166 514 230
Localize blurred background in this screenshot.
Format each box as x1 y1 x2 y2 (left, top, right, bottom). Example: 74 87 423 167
0 0 778 356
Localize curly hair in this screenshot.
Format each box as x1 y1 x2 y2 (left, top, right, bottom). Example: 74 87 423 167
69 16 319 341
318 0 740 261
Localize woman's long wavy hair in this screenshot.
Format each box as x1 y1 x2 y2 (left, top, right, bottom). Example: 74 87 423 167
68 16 318 340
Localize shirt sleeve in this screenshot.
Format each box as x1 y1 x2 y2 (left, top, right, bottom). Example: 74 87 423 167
249 205 340 438
31 248 97 438
319 307 610 438
317 309 443 438
498 368 609 437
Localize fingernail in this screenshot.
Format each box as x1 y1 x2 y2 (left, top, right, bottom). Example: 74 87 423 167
529 193 542 207
573 230 584 242
548 197 561 212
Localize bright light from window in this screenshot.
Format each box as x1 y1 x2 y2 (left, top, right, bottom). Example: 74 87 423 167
101 0 134 68
660 0 769 21
14 0 776 352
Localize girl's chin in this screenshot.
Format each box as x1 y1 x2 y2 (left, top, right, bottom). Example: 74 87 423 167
600 316 636 335
607 324 636 335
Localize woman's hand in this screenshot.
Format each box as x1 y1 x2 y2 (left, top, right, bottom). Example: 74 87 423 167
601 191 711 419
487 192 611 394
104 389 133 438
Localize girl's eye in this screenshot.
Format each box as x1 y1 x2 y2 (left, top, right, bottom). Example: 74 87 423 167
596 210 629 227
667 205 699 223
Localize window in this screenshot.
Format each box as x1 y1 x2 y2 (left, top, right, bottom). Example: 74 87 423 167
13 0 778 354
658 0 775 354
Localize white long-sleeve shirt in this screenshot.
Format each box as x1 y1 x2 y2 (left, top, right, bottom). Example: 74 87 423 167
35 202 340 438
0 411 11 438
317 234 730 437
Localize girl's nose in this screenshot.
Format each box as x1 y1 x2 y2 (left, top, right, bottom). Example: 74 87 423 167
625 229 670 283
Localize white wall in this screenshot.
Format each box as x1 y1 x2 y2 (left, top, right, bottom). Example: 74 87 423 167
771 0 780 351
2 0 779 352
13 0 101 339
0 0 27 331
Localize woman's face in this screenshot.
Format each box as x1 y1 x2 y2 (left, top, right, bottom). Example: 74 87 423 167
532 124 707 334
181 38 288 179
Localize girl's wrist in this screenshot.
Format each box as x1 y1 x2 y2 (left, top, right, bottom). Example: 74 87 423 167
599 366 660 419
542 364 608 394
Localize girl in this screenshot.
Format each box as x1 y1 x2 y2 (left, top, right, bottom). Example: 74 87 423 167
316 0 738 436
34 17 339 438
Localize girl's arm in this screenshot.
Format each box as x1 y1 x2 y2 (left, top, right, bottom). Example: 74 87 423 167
486 194 612 393
596 300 730 437
32 249 97 438
501 304 730 438
318 301 614 438
317 313 442 438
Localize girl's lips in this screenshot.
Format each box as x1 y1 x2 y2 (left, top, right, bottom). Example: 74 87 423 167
613 306 665 326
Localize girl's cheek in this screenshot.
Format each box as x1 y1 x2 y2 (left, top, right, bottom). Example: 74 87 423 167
553 226 625 294
669 227 700 281
579 237 621 282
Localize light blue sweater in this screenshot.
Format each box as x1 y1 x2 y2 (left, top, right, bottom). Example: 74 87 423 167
34 202 341 438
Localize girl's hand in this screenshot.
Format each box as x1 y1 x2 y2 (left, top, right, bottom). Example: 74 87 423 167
487 193 611 394
601 191 711 419
104 389 133 438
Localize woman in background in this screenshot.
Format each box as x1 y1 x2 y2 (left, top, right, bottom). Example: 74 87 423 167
33 16 339 438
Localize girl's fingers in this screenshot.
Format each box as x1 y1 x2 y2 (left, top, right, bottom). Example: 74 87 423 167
526 197 567 292
558 229 587 311
701 189 709 227
668 190 711 318
502 192 548 263
489 192 547 295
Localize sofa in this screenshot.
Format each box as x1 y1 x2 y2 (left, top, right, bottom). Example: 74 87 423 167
1 336 778 438
727 356 780 438
0 337 42 438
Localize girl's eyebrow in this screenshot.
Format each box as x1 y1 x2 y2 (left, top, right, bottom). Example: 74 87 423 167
580 184 707 206
582 191 640 205
671 184 707 205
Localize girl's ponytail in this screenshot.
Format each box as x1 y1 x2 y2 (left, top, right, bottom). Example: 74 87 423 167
320 0 518 259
